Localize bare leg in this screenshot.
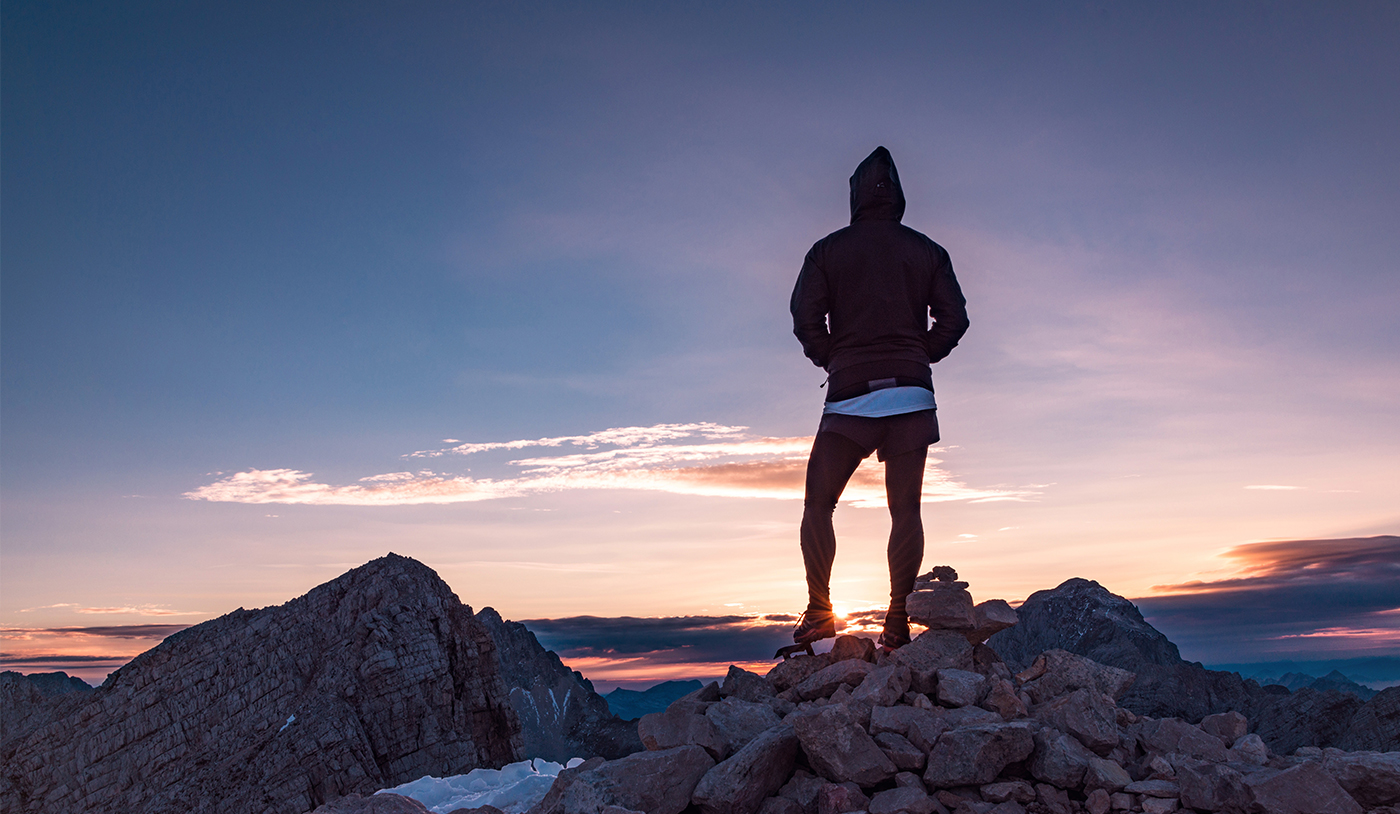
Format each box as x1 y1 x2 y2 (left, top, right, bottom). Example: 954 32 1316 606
883 445 927 620
800 431 868 613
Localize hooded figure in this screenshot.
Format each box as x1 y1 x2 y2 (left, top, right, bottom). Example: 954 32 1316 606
786 146 969 653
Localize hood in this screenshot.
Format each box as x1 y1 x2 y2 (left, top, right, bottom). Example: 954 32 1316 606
849 146 905 223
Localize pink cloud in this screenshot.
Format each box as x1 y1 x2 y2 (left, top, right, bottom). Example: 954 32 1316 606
187 423 1035 507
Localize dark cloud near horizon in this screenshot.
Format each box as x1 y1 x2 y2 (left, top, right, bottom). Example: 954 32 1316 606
0 654 130 665
1 625 191 639
519 614 797 664
1135 536 1400 664
515 537 1399 670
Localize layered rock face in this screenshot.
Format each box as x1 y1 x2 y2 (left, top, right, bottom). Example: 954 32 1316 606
525 634 1400 814
476 607 643 762
988 578 1400 753
0 554 522 814
0 672 93 749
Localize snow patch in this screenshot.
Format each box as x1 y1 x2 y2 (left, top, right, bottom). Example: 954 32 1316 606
378 757 583 814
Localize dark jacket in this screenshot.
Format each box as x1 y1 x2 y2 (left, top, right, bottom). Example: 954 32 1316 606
790 146 969 401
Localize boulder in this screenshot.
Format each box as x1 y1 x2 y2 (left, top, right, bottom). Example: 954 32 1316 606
831 636 878 664
873 731 926 772
1123 779 1179 798
1033 688 1120 755
1134 718 1228 762
979 678 1027 721
935 670 987 709
723 666 778 703
790 703 897 786
668 681 722 716
817 782 870 814
768 653 837 694
1319 747 1400 807
706 698 783 756
1174 758 1251 813
980 780 1035 803
869 786 938 814
759 798 804 814
923 723 1035 788
870 705 950 753
795 660 877 701
1228 732 1269 765
853 665 913 707
1084 789 1110 814
1243 760 1364 814
692 724 800 814
1034 784 1072 814
1198 711 1248 745
965 601 1018 646
1030 727 1094 789
907 585 976 631
777 769 825 814
530 745 715 814
1082 756 1131 793
638 707 728 760
1018 650 1136 705
941 706 1002 728
892 631 975 694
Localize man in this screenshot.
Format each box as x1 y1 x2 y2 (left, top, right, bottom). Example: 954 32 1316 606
789 146 969 652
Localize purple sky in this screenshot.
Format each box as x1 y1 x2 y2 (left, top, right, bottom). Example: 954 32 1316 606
3 2 1397 686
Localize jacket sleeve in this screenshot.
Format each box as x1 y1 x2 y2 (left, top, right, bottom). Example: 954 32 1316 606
790 248 832 368
925 246 969 364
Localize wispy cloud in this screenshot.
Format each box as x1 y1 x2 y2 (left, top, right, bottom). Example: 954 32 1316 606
186 423 1034 507
1244 485 1304 491
18 603 203 616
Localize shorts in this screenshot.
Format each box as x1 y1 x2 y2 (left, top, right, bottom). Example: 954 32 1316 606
816 409 939 462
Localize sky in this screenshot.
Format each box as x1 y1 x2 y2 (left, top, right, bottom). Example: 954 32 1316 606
3 1 1398 690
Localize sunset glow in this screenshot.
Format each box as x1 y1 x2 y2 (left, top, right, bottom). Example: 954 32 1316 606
3 2 1396 689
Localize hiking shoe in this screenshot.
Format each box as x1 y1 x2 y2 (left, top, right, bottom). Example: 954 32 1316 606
879 613 911 651
792 608 837 645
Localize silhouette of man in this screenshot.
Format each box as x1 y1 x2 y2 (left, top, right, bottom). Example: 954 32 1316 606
789 146 969 652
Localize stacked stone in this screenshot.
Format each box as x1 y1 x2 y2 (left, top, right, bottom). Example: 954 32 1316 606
524 582 1400 814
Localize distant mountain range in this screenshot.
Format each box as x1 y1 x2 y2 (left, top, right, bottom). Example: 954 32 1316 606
3 557 1396 814
604 679 703 721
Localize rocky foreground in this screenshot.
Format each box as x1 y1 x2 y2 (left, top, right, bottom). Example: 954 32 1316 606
507 636 1398 814
4 556 1398 814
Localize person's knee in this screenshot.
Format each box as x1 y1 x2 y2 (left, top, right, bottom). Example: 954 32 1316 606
887 500 922 522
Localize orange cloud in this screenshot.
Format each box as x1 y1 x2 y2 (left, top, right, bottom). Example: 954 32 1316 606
186 423 1035 507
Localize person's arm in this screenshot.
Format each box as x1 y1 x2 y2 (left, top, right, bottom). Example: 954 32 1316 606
790 248 832 368
926 247 969 363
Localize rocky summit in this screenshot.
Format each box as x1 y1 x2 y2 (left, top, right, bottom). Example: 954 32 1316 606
509 582 1400 814
0 554 522 814
988 578 1400 754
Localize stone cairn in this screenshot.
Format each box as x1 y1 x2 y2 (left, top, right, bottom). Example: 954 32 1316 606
518 568 1399 814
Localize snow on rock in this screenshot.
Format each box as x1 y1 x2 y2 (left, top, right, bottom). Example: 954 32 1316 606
378 757 583 814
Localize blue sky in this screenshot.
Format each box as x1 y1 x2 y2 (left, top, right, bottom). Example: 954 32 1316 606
3 1 1398 686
